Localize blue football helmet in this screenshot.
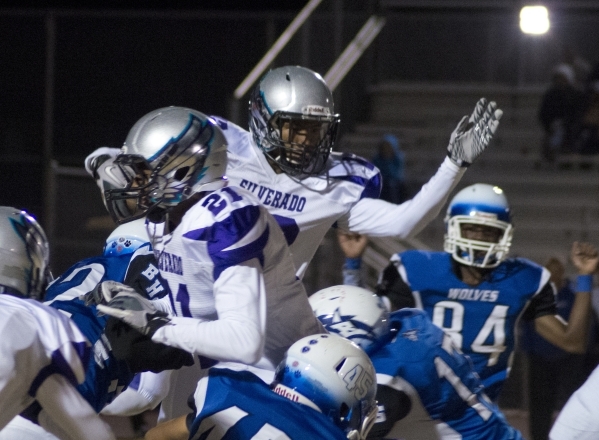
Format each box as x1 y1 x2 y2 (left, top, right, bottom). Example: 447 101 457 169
309 285 391 354
103 217 150 257
249 66 340 177
272 334 377 440
444 183 513 268
0 206 50 300
104 107 229 224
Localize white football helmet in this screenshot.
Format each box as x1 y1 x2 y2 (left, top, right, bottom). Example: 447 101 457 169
272 334 377 440
104 107 228 224
444 183 513 268
249 65 340 176
309 285 391 354
0 206 50 300
103 217 150 257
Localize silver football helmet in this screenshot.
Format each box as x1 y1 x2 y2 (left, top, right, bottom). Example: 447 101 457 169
309 285 391 354
444 183 513 268
249 65 340 176
0 206 50 300
104 107 228 224
272 334 378 440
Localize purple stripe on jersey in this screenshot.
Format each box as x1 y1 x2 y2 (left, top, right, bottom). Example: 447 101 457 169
212 225 269 280
329 154 382 200
128 373 142 390
272 214 300 245
183 205 262 248
332 174 382 200
28 341 90 397
183 205 269 280
341 152 376 171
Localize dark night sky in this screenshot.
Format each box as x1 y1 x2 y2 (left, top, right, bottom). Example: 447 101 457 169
3 1 311 10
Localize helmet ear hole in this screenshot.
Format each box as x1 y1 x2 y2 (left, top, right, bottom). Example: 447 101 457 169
335 358 347 372
174 166 189 181
339 402 350 418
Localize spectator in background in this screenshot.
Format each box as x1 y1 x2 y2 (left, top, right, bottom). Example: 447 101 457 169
538 63 585 162
371 134 407 203
562 46 592 92
573 81 599 158
519 257 590 440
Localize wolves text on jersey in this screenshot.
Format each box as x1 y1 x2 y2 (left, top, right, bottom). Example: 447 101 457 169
239 179 306 212
447 288 499 302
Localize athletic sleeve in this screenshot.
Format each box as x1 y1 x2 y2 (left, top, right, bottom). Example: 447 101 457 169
522 281 558 321
101 371 170 416
124 246 170 300
342 157 465 238
151 259 266 365
36 374 115 440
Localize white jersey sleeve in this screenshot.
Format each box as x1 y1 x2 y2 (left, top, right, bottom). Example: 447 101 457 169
340 157 465 237
36 374 115 440
549 364 599 440
0 295 92 434
101 371 170 416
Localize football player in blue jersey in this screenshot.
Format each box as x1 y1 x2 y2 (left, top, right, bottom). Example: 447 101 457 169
310 284 524 440
342 183 599 402
143 333 378 440
0 206 117 440
0 215 192 440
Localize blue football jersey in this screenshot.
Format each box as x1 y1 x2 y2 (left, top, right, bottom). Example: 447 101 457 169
397 250 550 400
44 245 170 411
188 368 347 440
371 309 523 440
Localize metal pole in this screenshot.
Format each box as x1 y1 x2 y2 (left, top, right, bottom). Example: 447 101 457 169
324 15 387 92
42 11 57 242
232 0 324 100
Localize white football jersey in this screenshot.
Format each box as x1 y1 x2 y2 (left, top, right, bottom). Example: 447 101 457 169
213 117 465 272
550 364 599 440
0 294 89 429
151 185 325 371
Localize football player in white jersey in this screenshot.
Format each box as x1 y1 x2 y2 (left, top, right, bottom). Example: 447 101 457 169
0 206 116 440
87 107 325 416
549 363 599 440
85 65 502 278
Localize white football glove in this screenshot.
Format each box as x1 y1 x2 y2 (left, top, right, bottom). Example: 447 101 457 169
96 283 171 337
81 280 126 307
447 98 503 167
84 147 130 208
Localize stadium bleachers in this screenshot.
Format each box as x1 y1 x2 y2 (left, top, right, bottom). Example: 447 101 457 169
338 81 599 269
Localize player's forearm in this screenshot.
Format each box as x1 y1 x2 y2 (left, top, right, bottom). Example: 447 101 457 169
350 158 465 238
36 375 115 440
153 315 264 364
101 371 170 416
536 291 591 353
563 290 592 353
154 261 266 364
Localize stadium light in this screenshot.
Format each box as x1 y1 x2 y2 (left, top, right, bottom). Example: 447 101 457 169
519 5 550 35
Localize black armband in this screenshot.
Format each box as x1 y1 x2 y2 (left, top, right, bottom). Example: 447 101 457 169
375 262 415 311
367 385 412 439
